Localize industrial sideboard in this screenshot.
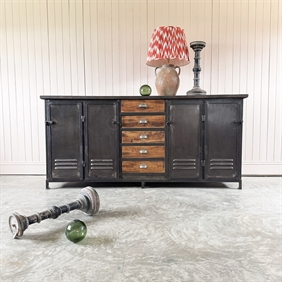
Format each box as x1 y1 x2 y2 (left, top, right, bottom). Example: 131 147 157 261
40 95 248 189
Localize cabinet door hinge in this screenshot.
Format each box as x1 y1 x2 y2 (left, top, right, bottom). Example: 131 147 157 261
82 161 86 167
202 115 206 122
81 116 85 122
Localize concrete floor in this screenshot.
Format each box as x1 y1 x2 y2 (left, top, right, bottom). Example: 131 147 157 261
0 176 281 282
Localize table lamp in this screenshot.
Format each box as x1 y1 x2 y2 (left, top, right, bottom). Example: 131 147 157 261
146 26 190 96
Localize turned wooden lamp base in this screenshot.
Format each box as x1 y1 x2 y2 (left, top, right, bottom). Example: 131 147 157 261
9 187 100 239
187 41 207 95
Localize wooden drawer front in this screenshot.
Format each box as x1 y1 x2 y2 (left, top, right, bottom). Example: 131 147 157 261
122 131 165 143
122 146 165 158
122 161 165 173
122 115 165 128
121 100 165 113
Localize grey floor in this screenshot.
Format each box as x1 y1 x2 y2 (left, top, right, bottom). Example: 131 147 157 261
0 176 281 282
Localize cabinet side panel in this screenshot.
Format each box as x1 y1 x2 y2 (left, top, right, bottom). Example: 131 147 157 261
205 101 241 179
86 102 118 179
168 102 201 179
49 102 83 180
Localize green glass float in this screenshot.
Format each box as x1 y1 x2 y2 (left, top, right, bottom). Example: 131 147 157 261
65 219 87 243
139 84 152 96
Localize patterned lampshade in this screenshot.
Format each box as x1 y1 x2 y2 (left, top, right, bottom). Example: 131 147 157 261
146 26 190 67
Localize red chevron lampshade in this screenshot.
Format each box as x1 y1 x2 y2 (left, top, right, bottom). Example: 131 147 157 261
146 26 190 67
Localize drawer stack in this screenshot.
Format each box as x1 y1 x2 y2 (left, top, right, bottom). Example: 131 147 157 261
121 100 165 178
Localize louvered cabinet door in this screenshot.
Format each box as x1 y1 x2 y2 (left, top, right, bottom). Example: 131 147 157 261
46 101 83 181
204 100 243 180
168 101 202 180
85 101 119 180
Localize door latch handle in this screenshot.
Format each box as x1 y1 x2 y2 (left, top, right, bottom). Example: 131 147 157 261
45 120 55 125
233 120 243 124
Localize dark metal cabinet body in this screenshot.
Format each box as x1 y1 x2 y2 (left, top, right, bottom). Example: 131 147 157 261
167 99 244 187
204 100 243 183
41 95 247 189
167 100 202 180
44 99 118 188
46 101 83 182
85 101 119 180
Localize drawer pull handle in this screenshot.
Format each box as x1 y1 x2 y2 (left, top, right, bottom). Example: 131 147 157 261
139 164 147 169
139 135 148 139
139 150 148 154
138 103 148 108
139 120 148 124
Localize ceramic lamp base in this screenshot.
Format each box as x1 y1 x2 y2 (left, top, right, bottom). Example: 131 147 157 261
155 64 180 96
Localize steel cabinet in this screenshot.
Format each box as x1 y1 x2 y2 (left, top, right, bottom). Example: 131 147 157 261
42 95 247 189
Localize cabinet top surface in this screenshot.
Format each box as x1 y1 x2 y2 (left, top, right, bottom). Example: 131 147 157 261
40 94 248 100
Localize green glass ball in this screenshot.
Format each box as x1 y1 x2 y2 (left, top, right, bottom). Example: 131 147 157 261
65 220 87 243
139 84 152 96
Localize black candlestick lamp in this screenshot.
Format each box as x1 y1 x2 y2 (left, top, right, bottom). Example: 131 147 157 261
187 41 206 95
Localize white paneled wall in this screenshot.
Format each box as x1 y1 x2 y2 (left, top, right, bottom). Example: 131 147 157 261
0 0 281 175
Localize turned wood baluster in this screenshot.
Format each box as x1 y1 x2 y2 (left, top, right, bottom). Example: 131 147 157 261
9 187 100 239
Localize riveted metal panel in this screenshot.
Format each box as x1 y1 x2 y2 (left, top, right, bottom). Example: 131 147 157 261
204 100 243 180
85 101 119 180
46 101 83 181
168 100 202 180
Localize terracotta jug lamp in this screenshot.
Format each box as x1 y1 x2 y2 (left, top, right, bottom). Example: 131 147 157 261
146 26 190 96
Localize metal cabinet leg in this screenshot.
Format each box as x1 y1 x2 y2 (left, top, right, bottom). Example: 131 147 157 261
141 182 145 189
238 180 242 190
46 180 50 189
